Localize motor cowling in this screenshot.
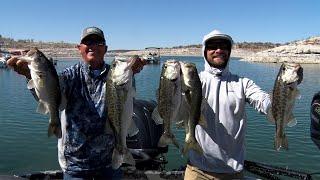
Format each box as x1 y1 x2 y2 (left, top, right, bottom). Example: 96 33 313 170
126 99 168 170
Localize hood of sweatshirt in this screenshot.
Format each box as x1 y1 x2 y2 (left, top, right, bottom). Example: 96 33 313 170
202 30 233 77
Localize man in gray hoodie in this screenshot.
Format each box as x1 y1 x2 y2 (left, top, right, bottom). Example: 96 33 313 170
184 30 271 179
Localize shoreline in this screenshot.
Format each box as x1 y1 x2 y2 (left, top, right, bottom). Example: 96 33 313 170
42 48 320 64
5 36 320 63
50 48 254 60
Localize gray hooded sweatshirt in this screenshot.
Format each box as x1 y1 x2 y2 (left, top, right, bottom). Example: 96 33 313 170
188 30 271 173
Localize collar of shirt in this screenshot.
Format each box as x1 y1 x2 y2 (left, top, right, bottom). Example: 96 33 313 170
81 61 109 79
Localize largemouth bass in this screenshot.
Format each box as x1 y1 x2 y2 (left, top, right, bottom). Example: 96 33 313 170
179 61 203 155
156 60 182 149
271 62 303 151
106 56 136 169
18 47 61 138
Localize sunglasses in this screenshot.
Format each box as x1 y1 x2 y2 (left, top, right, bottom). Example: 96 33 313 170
206 43 230 50
81 39 106 46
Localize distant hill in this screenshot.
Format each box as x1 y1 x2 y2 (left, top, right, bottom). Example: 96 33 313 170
0 35 75 49
242 36 320 63
164 42 281 52
3 34 319 63
0 34 283 58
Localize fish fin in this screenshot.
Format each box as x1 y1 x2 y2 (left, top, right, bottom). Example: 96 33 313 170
198 115 207 128
37 101 48 114
112 149 124 169
175 95 189 128
48 123 62 138
123 149 135 167
175 120 184 129
158 132 180 150
112 148 135 169
175 95 190 124
48 113 62 138
194 97 208 128
183 139 203 155
59 94 67 111
38 79 45 88
274 133 289 151
127 120 139 137
287 117 297 127
151 106 164 125
266 107 275 124
27 79 35 89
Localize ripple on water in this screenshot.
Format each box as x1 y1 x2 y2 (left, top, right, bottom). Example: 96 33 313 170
1 58 320 176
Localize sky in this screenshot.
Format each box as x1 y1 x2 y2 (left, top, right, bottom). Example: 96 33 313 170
1 0 319 50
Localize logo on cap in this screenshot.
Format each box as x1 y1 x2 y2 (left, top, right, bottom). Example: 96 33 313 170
86 27 100 34
81 27 105 42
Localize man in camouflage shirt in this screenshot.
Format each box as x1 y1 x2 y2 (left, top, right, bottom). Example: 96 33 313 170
7 26 146 179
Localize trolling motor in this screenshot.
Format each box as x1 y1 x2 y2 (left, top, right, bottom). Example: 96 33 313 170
126 99 168 171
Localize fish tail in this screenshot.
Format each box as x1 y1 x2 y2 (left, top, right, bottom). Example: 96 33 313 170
123 149 135 167
158 132 180 150
183 139 203 155
274 133 289 151
48 113 62 138
112 149 124 169
37 101 48 115
48 123 62 138
151 107 164 125
112 148 135 169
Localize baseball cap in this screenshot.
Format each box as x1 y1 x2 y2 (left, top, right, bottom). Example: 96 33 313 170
81 26 105 43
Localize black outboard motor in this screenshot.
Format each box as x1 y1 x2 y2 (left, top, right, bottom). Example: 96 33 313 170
126 99 168 170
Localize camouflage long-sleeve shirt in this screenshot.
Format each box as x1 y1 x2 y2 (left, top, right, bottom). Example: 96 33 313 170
57 61 114 175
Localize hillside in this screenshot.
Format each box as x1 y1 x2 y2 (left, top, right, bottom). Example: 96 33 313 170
5 35 318 64
0 34 303 61
242 36 320 63
112 42 280 60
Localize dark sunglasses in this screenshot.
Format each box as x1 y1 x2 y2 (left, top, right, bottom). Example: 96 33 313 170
81 39 106 46
206 43 230 50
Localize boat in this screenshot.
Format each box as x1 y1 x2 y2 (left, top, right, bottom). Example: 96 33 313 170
0 44 8 68
0 48 15 69
1 99 317 179
0 58 7 68
142 47 161 64
0 53 10 68
12 162 316 180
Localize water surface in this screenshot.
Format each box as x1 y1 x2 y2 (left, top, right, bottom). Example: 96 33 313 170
0 56 319 178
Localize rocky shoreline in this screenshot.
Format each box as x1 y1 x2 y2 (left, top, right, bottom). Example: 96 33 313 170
240 36 320 64
4 36 320 64
119 36 320 64
2 47 259 60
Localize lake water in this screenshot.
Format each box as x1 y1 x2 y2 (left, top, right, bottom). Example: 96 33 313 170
0 56 320 179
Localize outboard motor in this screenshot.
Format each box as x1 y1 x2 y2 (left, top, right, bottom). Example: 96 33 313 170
126 99 168 170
